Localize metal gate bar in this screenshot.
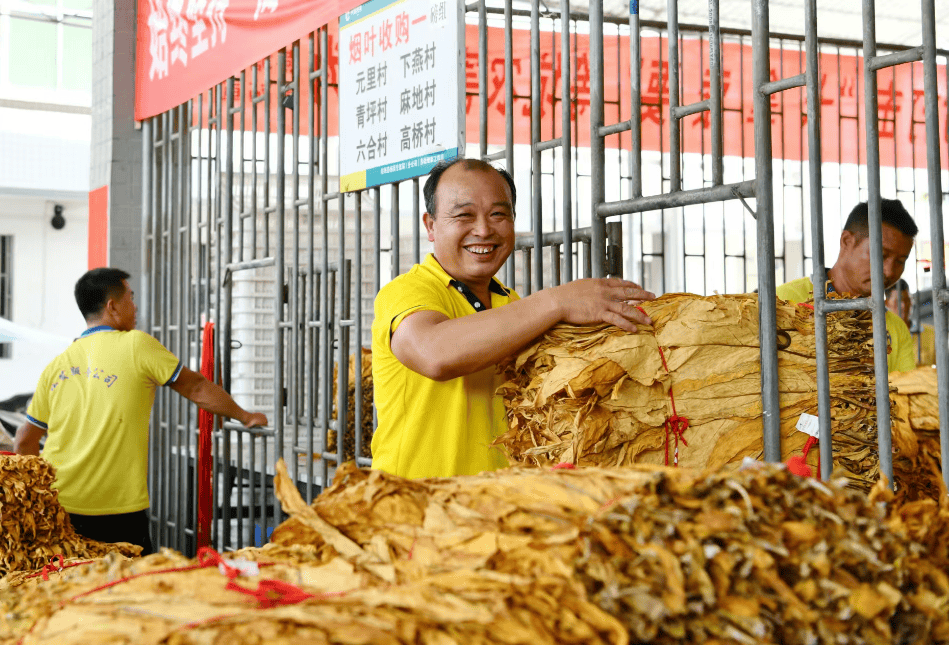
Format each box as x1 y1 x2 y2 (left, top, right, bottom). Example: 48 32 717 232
918 0 949 484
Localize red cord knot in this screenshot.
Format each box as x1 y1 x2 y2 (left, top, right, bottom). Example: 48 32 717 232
634 305 691 467
664 414 689 467
26 555 94 581
786 435 819 478
225 578 315 609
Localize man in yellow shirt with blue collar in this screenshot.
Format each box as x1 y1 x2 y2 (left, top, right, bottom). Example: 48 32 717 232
15 268 268 553
776 198 917 373
371 158 656 479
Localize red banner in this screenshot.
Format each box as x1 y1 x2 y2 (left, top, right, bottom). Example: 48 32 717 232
146 7 948 169
464 30 948 169
135 0 364 121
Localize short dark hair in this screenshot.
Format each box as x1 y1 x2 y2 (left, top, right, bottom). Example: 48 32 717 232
75 268 130 320
843 198 918 239
423 157 516 216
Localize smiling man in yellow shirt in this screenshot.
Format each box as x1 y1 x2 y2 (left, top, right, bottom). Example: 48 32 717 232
371 158 657 479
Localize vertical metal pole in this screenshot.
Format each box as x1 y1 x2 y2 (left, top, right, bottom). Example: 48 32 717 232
629 3 642 199
804 31 828 470
289 43 301 494
752 0 781 462
306 32 317 502
160 109 171 548
530 0 542 292
504 0 514 174
479 0 488 159
667 0 681 191
920 0 949 486
354 191 364 462
861 0 894 487
222 80 234 549
141 117 154 546
804 0 832 480
320 28 331 494
560 0 573 283
337 194 349 467
391 184 400 278
412 179 421 265
275 50 287 512
708 0 723 186
589 0 606 277
141 119 153 335
251 65 259 261
175 102 186 551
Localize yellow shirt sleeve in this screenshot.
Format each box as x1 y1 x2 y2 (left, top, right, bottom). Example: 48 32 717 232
775 278 814 304
886 312 916 373
131 331 183 386
374 276 450 351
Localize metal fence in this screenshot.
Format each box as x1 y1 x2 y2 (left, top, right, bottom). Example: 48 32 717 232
142 0 949 555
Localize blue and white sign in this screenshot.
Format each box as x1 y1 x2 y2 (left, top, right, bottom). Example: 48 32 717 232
339 0 464 192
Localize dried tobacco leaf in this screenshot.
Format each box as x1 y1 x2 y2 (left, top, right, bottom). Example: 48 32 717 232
4 459 949 645
0 455 140 578
495 293 889 492
327 347 374 464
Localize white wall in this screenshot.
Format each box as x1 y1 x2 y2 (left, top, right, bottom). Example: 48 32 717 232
0 194 88 400
0 106 91 401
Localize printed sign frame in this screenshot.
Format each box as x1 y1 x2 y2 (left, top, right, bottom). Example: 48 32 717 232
338 0 466 193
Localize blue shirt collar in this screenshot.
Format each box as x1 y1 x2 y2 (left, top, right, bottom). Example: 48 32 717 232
81 325 116 337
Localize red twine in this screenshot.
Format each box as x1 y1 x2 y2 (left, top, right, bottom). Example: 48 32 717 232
636 307 689 466
24 555 94 581
786 435 820 478
552 462 576 470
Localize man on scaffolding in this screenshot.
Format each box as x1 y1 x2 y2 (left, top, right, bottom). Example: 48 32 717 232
776 198 917 373
371 157 656 479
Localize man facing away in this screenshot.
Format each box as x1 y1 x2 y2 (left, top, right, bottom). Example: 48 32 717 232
15 268 268 554
371 157 656 479
776 198 917 373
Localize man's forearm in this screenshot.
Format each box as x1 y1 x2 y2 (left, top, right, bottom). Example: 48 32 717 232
399 291 561 380
392 277 654 381
13 423 43 456
187 380 252 424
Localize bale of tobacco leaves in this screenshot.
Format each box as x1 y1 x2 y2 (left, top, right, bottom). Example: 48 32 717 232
3 460 948 644
327 347 374 464
270 460 949 644
495 292 897 492
0 455 141 577
890 366 945 502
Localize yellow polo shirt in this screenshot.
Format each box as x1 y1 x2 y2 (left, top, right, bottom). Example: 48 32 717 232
26 326 182 514
371 254 518 479
776 277 916 373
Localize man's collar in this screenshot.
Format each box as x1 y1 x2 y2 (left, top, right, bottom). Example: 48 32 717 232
81 325 116 337
423 253 511 297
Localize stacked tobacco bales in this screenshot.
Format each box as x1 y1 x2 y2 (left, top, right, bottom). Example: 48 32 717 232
327 347 374 464
4 461 947 644
0 455 141 576
891 366 945 502
495 293 890 491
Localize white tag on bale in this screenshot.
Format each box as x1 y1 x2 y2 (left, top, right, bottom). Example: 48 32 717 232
795 413 820 438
